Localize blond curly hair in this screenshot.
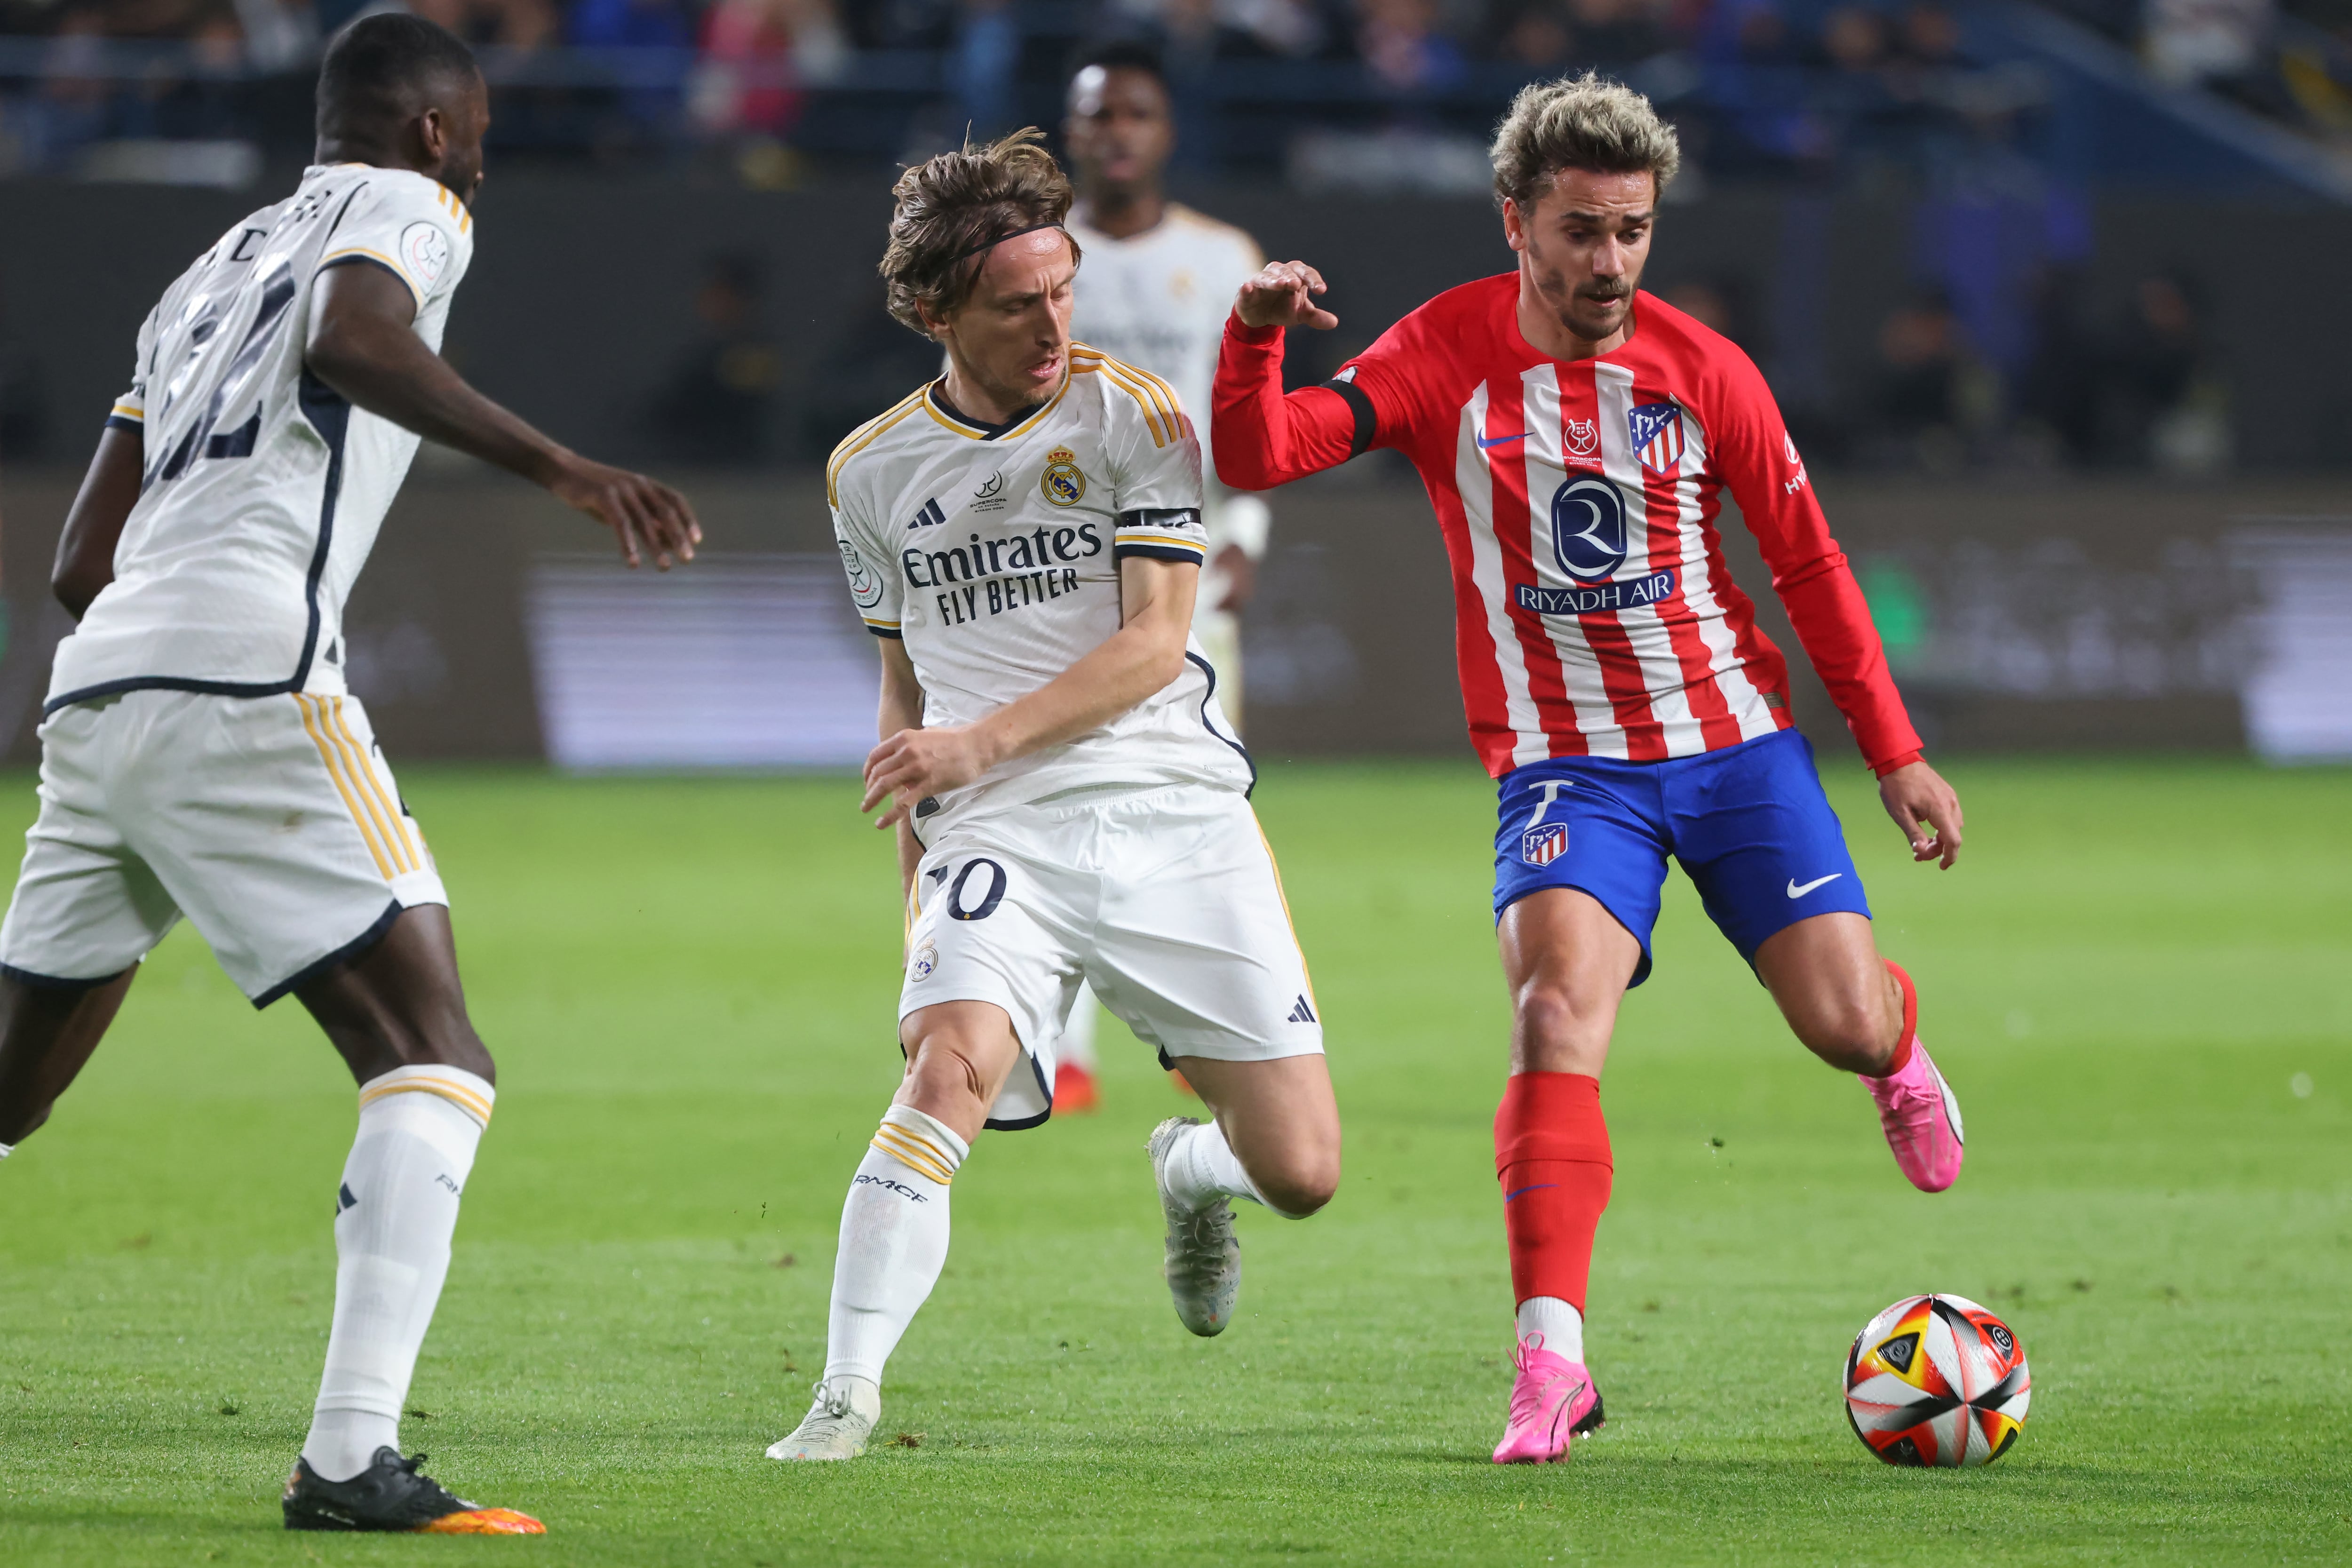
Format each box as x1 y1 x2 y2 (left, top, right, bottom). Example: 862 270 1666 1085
1490 72 1681 212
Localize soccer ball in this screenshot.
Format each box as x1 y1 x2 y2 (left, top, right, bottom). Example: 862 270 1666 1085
1843 1294 2030 1467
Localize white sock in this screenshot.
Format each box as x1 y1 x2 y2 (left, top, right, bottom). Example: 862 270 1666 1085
302 1065 493 1483
1058 982 1100 1071
1162 1118 1274 1213
1517 1296 1585 1362
0 1143 12 1158
821 1104 968 1389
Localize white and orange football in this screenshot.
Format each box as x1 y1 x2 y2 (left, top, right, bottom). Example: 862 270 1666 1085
1843 1293 2031 1467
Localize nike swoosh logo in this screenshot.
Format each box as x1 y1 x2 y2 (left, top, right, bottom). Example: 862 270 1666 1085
1786 874 1843 898
1502 1184 1558 1203
1477 431 1530 450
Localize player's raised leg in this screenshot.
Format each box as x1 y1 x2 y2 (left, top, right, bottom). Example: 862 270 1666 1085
1488 888 1636 1464
1670 735 1966 1195
1150 1054 1338 1336
771 1000 1019 1461
1755 915 1962 1193
278 908 538 1534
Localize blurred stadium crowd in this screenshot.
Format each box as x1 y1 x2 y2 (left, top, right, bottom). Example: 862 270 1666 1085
0 0 2345 177
0 1 2344 479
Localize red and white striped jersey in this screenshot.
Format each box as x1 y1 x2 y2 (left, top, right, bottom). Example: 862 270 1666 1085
1213 273 1921 777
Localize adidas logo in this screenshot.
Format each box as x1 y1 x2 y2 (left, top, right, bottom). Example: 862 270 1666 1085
1287 995 1317 1024
908 497 946 531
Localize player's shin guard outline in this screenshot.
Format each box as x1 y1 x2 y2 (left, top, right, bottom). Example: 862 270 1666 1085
1494 1072 1613 1314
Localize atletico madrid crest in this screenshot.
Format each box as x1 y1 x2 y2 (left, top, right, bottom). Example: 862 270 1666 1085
1629 401 1685 478
1521 823 1569 866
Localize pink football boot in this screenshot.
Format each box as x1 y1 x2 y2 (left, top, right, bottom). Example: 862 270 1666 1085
1491 1336 1605 1464
1864 1037 1964 1192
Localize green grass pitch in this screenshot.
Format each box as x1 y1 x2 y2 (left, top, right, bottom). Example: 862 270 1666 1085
1 757 2346 1565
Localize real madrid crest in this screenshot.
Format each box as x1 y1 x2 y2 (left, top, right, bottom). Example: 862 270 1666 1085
1040 446 1087 508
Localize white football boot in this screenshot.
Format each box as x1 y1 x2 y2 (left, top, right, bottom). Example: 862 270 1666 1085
766 1377 879 1461
1148 1116 1240 1337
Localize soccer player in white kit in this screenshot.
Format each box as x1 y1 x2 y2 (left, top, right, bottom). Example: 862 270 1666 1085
1050 44 1278 1109
0 16 698 1533
768 131 1340 1462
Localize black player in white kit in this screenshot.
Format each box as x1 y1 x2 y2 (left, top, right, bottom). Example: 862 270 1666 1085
0 15 697 1534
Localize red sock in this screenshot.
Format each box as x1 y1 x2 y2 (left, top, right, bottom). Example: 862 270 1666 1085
1494 1072 1612 1314
1880 961 1919 1076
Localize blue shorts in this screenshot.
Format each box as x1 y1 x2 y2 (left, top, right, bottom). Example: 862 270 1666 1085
1492 729 1870 986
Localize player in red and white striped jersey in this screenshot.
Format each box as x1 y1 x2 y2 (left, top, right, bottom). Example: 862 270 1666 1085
1213 73 1970 1465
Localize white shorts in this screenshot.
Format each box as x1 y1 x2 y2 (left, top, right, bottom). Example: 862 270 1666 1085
0 689 447 1005
901 782 1322 1129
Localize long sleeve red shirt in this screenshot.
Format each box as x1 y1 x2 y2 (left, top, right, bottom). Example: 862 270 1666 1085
1211 277 1923 777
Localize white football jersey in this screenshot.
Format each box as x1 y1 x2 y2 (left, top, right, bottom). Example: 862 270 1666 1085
47 163 475 713
1068 205 1269 562
829 346 1251 830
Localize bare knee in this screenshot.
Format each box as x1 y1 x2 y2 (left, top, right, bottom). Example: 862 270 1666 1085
1251 1143 1341 1218
895 1036 994 1134
1512 983 1615 1074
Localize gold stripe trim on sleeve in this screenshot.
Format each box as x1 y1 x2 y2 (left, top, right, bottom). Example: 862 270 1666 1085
294 694 397 880
1087 370 1166 448
1085 354 1184 448
1078 345 1183 432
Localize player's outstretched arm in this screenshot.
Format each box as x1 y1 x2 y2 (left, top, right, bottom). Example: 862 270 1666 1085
860 556 1198 829
51 425 144 620
306 263 700 570
1211 260 1363 491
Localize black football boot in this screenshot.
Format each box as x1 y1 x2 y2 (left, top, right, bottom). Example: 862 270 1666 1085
282 1447 544 1533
